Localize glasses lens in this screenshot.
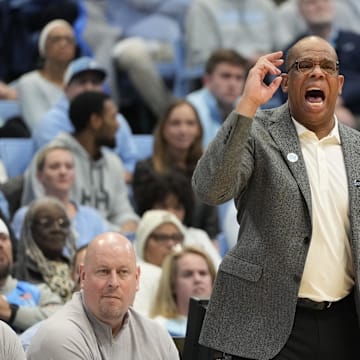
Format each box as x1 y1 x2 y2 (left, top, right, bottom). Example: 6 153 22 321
297 59 338 74
33 217 70 229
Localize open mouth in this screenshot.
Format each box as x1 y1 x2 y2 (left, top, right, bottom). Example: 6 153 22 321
305 89 325 103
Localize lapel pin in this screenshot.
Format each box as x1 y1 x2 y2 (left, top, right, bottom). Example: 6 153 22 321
353 179 360 187
287 153 298 163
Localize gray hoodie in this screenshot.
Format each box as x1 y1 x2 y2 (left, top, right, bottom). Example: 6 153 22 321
21 132 139 230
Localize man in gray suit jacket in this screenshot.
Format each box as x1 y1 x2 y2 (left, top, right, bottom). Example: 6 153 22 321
192 36 360 359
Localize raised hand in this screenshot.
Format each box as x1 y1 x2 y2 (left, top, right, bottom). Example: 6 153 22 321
236 51 284 117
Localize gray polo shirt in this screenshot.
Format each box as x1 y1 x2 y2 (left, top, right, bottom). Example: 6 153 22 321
27 291 180 359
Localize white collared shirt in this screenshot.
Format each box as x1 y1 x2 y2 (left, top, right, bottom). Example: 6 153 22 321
293 117 354 301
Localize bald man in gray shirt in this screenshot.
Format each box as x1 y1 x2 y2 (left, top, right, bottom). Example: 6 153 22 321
27 232 179 359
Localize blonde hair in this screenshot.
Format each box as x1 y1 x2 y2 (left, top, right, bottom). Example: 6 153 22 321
150 246 216 319
36 145 74 174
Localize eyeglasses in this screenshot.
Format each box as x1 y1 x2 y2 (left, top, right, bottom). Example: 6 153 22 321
287 59 339 75
48 35 75 45
150 233 184 243
32 217 70 230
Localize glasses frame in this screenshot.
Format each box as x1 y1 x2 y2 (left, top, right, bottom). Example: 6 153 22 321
150 232 184 243
287 59 340 75
32 217 70 230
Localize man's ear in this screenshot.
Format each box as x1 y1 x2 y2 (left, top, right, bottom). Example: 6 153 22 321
280 73 289 93
79 264 85 289
90 113 102 130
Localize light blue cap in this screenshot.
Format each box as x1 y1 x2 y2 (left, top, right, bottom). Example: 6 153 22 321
64 57 106 85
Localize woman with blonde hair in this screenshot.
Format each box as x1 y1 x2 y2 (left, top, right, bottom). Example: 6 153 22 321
150 246 216 337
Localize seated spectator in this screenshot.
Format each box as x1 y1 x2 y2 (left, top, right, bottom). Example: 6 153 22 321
277 0 360 128
20 244 88 352
1 0 79 82
12 145 107 247
16 19 76 131
133 99 220 239
187 49 249 147
32 56 138 181
22 91 139 233
151 246 215 337
0 320 26 359
134 171 221 267
14 197 76 302
133 209 186 316
0 218 62 333
26 232 180 359
277 0 360 42
184 0 291 68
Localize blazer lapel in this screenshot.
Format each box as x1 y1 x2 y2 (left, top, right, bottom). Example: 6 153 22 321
266 104 312 216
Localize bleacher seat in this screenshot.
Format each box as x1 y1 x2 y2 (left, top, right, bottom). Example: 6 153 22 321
0 100 20 124
0 137 34 177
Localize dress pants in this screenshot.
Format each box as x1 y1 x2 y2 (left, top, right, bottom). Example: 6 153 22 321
231 292 360 360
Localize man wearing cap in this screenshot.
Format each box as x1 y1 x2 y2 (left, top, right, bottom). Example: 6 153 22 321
0 217 62 333
32 56 138 183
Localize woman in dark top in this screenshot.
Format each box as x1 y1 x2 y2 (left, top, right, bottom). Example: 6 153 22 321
133 98 220 239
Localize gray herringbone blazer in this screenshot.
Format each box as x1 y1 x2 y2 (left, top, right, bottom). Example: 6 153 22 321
192 102 360 360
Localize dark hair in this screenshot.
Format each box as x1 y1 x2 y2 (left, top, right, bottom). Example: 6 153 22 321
134 171 194 226
69 91 110 133
205 48 249 75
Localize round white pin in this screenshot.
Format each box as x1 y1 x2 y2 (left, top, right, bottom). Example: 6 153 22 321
287 153 298 163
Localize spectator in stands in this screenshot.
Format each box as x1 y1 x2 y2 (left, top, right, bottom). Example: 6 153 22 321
133 209 186 316
14 197 76 303
133 99 220 239
23 91 139 233
0 320 25 359
32 56 138 181
20 245 87 352
151 246 215 337
11 145 107 246
184 0 291 68
187 49 248 147
17 19 76 131
277 0 360 42
133 171 221 267
20 244 88 353
0 217 62 333
26 232 180 359
277 0 360 129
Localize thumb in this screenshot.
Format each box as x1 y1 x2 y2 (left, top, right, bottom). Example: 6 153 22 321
268 76 283 94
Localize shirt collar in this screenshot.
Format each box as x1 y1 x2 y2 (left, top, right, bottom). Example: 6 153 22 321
292 115 341 144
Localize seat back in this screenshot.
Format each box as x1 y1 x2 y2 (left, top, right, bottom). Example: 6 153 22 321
0 138 34 177
132 134 154 161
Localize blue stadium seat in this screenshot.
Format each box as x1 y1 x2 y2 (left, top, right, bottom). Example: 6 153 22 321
0 137 34 177
0 100 20 124
132 134 154 161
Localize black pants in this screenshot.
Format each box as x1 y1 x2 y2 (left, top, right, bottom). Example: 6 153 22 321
231 293 360 360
